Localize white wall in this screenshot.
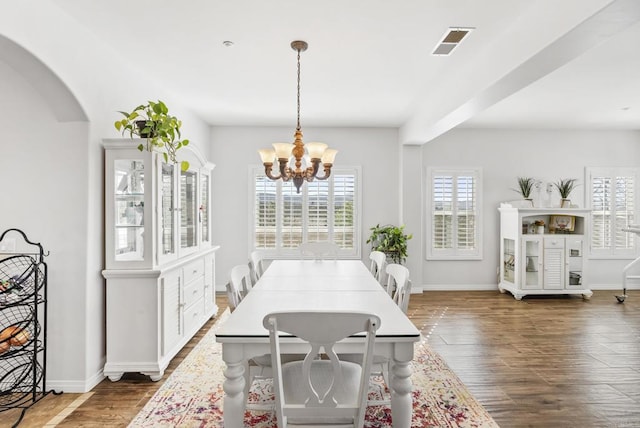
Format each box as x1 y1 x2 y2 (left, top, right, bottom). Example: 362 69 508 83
1 0 212 392
0 59 91 385
416 128 640 290
210 126 399 288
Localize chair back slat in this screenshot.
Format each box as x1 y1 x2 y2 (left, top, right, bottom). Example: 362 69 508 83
225 281 242 311
386 264 411 314
230 264 253 297
368 251 387 287
249 250 265 284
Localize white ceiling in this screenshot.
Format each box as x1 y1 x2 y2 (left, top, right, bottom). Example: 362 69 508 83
51 0 640 144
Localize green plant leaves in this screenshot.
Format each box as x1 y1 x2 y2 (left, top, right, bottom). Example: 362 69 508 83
515 177 535 199
554 178 578 199
367 224 412 264
114 99 189 167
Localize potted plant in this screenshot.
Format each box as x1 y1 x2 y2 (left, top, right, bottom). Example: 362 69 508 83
533 219 545 234
114 100 190 171
514 177 535 206
366 224 412 264
554 178 578 208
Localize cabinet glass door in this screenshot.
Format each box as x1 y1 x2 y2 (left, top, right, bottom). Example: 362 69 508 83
523 238 541 289
566 238 583 287
503 238 515 283
114 160 145 262
200 173 210 245
160 163 176 257
180 170 198 251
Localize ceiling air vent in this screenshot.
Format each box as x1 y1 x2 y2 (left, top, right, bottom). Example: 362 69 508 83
432 27 474 56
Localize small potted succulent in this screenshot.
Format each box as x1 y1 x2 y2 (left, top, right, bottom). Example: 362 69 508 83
366 224 412 264
554 178 578 208
114 100 190 171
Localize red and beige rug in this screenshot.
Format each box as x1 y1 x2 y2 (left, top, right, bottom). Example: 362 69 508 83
129 310 498 427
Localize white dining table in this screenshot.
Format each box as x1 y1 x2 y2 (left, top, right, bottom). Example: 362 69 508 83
215 259 420 427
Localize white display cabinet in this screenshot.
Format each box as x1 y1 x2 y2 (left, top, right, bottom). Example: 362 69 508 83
102 139 219 381
498 203 592 300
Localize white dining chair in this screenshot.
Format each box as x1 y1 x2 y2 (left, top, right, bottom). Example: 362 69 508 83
249 250 266 285
229 264 253 298
298 241 339 260
368 250 387 287
357 263 410 386
385 264 411 313
227 263 276 387
225 281 243 312
263 310 380 428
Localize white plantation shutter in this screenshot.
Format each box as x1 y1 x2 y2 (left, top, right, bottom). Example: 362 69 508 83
332 174 356 248
588 168 637 257
457 175 476 250
252 167 360 257
432 175 453 249
306 180 329 242
255 176 277 248
427 168 482 260
281 181 303 248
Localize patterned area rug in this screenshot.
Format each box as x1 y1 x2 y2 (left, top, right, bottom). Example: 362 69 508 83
129 309 498 427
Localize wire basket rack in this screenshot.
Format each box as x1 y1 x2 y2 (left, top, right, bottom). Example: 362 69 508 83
0 255 45 307
0 228 56 427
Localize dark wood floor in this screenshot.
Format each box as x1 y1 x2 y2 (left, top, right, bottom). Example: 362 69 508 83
3 290 639 428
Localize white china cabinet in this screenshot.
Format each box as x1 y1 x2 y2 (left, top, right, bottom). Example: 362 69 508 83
498 203 592 300
102 139 219 381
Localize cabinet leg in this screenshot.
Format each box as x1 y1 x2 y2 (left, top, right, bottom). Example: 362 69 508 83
107 373 123 382
143 371 165 382
582 292 593 300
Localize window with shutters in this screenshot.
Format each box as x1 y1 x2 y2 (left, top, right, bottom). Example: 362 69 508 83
426 167 482 260
586 167 638 258
251 166 361 258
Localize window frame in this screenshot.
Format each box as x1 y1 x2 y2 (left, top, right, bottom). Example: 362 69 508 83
586 166 639 259
425 167 483 260
249 165 362 259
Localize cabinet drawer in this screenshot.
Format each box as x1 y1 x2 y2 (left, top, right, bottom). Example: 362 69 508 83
183 258 205 284
544 238 565 249
184 298 205 335
184 276 204 309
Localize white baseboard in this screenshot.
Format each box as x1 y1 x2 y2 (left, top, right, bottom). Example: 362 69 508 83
414 283 639 292
47 369 105 393
420 283 498 291
588 283 640 290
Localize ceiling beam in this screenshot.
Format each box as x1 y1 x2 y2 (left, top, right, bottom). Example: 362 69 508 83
399 0 640 145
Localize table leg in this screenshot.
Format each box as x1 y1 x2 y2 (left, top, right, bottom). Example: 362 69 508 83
390 358 413 427
222 349 246 428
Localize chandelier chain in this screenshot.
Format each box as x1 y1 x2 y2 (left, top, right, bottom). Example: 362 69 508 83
296 47 301 131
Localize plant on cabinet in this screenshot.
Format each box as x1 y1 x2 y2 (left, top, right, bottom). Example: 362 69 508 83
514 177 535 206
554 178 578 208
114 100 190 171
